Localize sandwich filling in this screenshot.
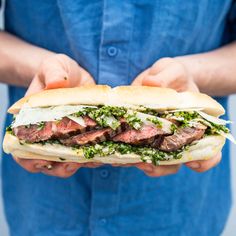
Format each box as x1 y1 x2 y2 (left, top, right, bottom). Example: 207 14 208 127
6 105 234 165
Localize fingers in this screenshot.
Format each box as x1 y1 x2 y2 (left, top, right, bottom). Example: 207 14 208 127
131 58 174 86
40 54 71 89
41 162 82 178
14 157 81 177
78 67 96 85
135 162 181 177
44 54 95 88
132 57 199 92
25 75 44 96
13 157 54 173
143 59 198 92
13 157 104 178
26 54 96 96
131 68 150 85
185 152 222 172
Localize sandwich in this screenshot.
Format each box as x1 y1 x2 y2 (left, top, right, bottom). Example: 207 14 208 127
3 85 235 165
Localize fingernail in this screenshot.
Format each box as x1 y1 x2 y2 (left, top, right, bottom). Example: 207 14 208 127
186 162 201 169
35 164 44 170
66 165 77 172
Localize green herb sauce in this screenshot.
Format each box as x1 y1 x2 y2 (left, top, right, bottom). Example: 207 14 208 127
37 122 46 130
81 141 184 165
6 125 13 134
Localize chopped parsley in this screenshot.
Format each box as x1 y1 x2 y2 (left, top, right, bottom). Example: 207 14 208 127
170 123 177 133
146 117 163 127
136 106 160 116
71 106 231 135
74 106 143 130
82 141 185 165
37 122 46 130
83 145 99 159
124 112 143 129
39 139 61 145
209 122 230 134
205 123 230 135
173 111 199 127
6 125 13 134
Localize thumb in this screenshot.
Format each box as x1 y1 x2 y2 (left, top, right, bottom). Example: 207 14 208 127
131 68 150 85
25 64 70 96
78 67 96 86
40 59 70 89
25 74 44 96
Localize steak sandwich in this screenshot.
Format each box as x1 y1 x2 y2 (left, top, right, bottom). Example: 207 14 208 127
3 85 235 165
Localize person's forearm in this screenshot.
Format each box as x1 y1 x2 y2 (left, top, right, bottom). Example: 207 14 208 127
176 41 236 96
0 31 54 87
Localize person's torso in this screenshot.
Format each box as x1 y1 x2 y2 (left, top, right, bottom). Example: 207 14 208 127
2 1 232 235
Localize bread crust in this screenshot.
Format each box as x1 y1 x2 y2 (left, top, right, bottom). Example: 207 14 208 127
8 85 110 114
8 85 225 117
3 133 225 165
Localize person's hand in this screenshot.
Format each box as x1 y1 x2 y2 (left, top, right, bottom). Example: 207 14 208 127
14 54 102 178
132 57 221 177
26 53 95 95
132 57 198 92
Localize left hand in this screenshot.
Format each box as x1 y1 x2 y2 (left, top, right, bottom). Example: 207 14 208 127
131 57 221 177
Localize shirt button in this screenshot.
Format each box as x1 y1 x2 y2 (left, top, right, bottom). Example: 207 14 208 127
100 218 107 225
107 46 118 57
100 169 109 179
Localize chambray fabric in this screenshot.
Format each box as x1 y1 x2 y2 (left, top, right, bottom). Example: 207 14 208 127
1 1 235 235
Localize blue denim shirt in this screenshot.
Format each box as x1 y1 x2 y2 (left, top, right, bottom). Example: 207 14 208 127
2 1 235 235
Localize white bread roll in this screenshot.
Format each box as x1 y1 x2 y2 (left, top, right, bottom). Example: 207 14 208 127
4 85 226 165
8 85 224 117
3 133 225 165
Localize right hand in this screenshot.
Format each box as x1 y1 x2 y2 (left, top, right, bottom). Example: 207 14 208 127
14 54 102 178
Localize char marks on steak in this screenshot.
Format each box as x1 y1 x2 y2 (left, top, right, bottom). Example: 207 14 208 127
13 122 54 143
156 126 206 152
13 114 207 151
61 128 117 146
13 116 97 143
60 120 129 146
112 125 170 145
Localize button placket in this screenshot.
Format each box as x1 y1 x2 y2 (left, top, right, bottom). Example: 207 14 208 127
97 2 133 86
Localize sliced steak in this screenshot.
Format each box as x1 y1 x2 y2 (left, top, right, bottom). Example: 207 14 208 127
13 122 54 143
61 128 117 146
52 116 97 138
166 118 181 126
112 125 168 145
157 126 206 152
13 116 97 143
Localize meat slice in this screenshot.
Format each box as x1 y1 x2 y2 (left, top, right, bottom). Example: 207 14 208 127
61 128 117 146
157 126 206 152
52 116 97 138
13 116 97 143
112 125 169 145
13 122 54 143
